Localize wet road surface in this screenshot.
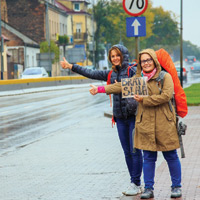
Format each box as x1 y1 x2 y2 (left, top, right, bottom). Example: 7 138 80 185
0 86 110 155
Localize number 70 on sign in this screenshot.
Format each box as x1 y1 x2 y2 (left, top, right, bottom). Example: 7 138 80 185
123 0 148 17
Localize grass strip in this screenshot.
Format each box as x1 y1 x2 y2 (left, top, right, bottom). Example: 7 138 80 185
184 83 200 106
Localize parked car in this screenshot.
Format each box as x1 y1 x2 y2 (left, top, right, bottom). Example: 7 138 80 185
185 56 196 64
21 67 49 79
175 64 187 82
190 62 200 74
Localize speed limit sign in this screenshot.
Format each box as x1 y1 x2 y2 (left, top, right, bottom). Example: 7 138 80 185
123 0 148 16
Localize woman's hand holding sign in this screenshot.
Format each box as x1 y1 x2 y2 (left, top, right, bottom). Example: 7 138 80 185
134 94 143 102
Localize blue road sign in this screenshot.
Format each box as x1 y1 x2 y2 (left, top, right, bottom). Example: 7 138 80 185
126 17 146 37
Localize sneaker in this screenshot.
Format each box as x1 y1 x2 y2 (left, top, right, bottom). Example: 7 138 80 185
171 187 182 198
122 183 142 196
140 188 154 199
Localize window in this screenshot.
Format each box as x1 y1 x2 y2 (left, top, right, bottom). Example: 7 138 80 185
74 3 80 11
76 23 82 39
76 23 81 33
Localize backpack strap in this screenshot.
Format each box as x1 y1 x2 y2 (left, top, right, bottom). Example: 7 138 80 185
107 70 115 125
127 65 132 77
156 71 173 112
112 116 116 127
107 70 113 85
107 70 113 107
155 70 166 89
128 61 137 77
127 64 137 77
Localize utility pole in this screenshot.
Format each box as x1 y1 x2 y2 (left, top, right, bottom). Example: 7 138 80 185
45 1 50 47
180 0 183 87
0 1 4 80
135 37 139 60
45 1 51 76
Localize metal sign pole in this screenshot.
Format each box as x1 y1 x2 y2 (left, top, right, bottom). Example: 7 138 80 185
135 37 139 60
180 0 183 87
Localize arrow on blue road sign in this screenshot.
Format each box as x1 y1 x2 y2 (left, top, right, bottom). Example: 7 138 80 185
131 19 141 35
126 17 146 37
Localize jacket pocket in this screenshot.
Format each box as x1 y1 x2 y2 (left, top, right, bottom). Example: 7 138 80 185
163 107 176 123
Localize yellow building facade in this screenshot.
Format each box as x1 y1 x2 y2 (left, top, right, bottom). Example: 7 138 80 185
57 0 94 66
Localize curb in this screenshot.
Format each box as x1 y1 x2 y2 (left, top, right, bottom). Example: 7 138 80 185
0 81 105 97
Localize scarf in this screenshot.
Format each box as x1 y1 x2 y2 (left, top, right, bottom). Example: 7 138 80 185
142 67 157 81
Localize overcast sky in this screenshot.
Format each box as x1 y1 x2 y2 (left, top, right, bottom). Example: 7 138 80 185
152 0 199 47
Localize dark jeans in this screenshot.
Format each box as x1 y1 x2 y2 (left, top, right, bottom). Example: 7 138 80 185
143 150 181 190
116 116 143 186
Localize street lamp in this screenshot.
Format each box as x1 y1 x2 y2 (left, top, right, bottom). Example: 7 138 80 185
92 0 95 68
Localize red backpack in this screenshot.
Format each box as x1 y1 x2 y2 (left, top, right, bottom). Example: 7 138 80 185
155 49 188 118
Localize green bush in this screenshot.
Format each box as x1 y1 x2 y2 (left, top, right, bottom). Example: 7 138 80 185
58 35 69 45
40 40 59 63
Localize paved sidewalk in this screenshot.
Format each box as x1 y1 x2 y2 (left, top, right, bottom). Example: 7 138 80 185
121 106 200 200
0 111 129 200
0 106 199 200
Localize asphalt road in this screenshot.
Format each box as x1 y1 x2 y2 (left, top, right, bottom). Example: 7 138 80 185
0 84 111 156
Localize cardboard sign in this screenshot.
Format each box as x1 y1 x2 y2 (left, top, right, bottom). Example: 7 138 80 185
121 77 148 98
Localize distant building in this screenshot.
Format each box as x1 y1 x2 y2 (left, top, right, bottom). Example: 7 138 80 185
5 0 69 76
57 0 95 66
2 21 40 79
1 0 95 78
6 0 68 44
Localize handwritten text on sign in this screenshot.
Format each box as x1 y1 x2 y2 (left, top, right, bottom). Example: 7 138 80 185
121 77 148 98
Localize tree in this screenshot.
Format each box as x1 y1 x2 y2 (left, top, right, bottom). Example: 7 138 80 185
40 40 59 64
145 7 179 52
173 40 200 61
91 0 109 66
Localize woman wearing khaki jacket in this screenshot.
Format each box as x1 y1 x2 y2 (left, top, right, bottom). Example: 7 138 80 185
90 49 182 199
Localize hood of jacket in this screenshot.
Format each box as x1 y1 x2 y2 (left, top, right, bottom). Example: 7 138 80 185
111 44 129 71
136 48 162 79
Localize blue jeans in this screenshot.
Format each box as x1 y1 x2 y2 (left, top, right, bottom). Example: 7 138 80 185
116 116 143 186
143 150 181 190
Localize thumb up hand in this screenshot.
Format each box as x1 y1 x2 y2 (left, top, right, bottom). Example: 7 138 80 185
60 57 73 69
89 85 98 95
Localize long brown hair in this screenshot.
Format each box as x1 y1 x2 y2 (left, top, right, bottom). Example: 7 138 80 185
108 47 123 66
